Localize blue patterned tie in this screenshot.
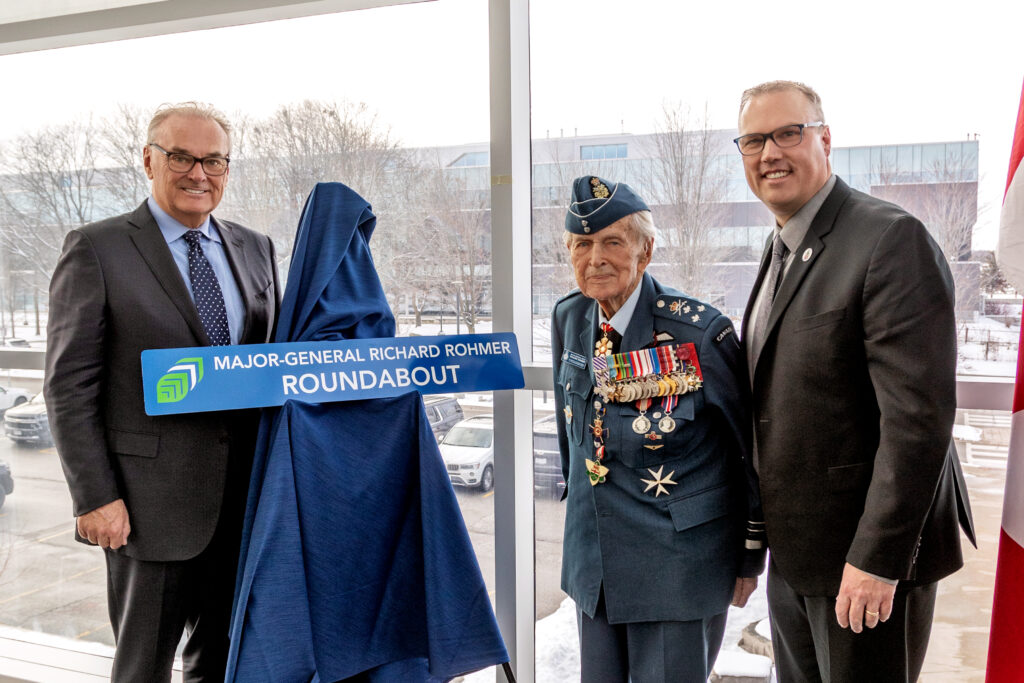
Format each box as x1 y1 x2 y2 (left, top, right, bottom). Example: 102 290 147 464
183 229 231 346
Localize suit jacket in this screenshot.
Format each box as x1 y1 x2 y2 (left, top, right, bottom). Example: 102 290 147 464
552 273 764 624
45 201 280 562
742 177 975 596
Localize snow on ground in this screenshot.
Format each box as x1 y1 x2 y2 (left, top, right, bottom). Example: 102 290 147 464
462 581 772 682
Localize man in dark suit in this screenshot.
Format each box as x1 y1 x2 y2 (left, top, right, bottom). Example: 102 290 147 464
737 81 974 682
45 102 279 682
552 176 765 682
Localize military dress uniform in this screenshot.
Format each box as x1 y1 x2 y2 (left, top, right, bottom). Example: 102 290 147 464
552 176 765 683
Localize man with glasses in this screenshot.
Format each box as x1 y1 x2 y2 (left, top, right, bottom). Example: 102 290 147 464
736 81 973 681
45 102 279 682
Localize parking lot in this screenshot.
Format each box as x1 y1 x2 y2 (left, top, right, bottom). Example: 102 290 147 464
0 390 568 655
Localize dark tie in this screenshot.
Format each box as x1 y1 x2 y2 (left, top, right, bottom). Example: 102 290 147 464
183 229 231 346
751 234 789 349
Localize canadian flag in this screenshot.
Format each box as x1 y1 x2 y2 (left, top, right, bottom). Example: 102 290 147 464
988 79 1024 682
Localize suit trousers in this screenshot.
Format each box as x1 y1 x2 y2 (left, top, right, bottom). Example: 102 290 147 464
576 590 726 683
766 558 937 683
105 488 245 683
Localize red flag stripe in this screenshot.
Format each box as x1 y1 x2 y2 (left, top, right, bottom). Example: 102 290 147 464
987 529 1024 682
1006 78 1024 198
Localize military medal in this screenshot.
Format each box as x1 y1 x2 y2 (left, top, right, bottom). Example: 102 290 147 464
632 397 653 434
632 415 651 434
658 394 678 433
585 459 609 486
640 465 678 497
586 324 618 485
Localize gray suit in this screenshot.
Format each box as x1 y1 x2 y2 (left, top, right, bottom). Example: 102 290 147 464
742 177 974 681
45 201 279 679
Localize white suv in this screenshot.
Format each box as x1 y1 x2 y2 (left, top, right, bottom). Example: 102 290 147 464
438 415 494 492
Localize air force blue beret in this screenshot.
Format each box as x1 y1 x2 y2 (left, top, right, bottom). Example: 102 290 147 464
565 175 650 235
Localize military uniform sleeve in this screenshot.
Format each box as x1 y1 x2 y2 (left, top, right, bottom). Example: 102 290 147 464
44 230 120 516
551 305 571 494
699 313 766 578
846 215 957 579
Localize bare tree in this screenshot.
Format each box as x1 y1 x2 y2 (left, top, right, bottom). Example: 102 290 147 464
97 104 151 210
872 154 980 263
0 120 104 282
644 102 731 299
414 161 491 334
872 152 982 319
225 100 410 272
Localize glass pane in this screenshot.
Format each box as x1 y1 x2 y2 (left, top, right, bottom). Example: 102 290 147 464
0 0 495 672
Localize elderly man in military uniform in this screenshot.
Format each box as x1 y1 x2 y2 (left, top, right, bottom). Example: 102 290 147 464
551 176 766 682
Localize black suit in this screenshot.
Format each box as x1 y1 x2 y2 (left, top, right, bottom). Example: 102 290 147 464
742 178 973 681
45 201 279 680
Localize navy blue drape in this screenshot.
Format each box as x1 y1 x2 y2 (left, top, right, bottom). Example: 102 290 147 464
225 182 507 682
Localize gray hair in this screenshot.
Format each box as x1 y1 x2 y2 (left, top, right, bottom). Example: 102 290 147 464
563 210 656 249
738 80 825 125
147 102 232 151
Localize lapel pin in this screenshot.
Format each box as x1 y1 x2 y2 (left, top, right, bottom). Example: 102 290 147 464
802 248 812 262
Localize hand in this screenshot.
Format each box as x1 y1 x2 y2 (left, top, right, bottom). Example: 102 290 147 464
732 576 758 607
76 499 131 550
835 562 896 633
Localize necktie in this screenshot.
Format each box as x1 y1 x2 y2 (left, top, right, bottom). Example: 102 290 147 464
751 234 789 350
183 229 231 346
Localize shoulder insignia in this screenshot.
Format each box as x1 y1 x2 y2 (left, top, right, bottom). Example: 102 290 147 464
653 294 718 330
714 326 735 344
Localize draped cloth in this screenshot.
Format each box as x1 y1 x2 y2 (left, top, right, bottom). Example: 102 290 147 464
225 182 508 682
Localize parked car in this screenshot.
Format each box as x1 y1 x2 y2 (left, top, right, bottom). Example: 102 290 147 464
437 413 568 498
439 415 494 492
533 415 566 498
0 460 13 509
4 392 51 446
0 385 30 416
423 394 464 441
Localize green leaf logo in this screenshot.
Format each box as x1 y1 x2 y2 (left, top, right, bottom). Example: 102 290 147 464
156 357 204 404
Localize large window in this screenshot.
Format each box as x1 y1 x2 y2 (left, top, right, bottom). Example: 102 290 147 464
0 0 1022 681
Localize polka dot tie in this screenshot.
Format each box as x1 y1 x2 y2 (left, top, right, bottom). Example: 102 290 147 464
183 230 231 346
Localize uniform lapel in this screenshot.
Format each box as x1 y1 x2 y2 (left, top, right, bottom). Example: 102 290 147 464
620 273 654 352
128 202 210 345
754 178 852 373
576 298 597 369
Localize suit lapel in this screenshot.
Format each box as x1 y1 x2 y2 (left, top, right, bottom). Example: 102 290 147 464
214 217 253 342
754 178 852 372
128 202 210 345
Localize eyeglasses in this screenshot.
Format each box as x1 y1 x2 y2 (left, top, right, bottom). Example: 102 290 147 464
733 122 824 156
148 143 230 176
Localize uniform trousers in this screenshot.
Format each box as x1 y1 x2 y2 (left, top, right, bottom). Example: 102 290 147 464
576 589 726 683
766 557 937 683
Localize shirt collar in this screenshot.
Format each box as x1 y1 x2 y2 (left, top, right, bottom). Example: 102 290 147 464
776 174 836 253
147 196 219 245
600 275 644 334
